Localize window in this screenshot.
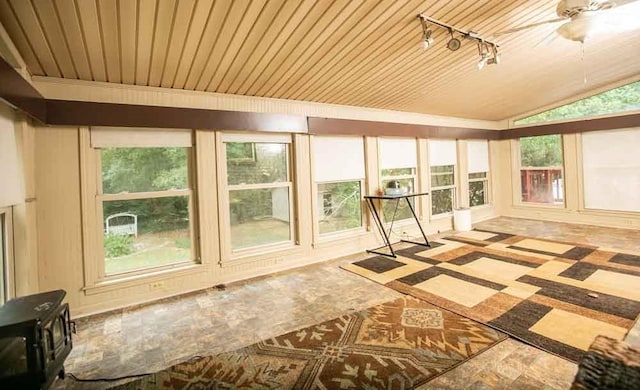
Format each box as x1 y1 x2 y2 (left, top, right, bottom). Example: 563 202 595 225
222 135 294 251
313 137 365 235
379 138 418 221
582 128 640 212
91 128 197 277
429 140 457 215
467 140 490 207
519 134 564 205
515 81 640 125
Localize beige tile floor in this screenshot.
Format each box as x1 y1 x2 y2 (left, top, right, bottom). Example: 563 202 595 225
53 217 640 389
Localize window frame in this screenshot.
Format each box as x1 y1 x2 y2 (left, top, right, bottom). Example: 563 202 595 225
467 140 491 209
0 207 15 304
80 128 203 293
516 134 566 207
429 165 457 217
315 179 366 239
96 149 198 278
218 133 296 260
378 138 419 224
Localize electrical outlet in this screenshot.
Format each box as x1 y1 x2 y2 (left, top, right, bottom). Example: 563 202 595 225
150 281 164 290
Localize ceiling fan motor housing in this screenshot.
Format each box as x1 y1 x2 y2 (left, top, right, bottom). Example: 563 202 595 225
556 0 614 18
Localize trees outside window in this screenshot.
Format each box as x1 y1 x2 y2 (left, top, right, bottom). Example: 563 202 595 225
313 136 365 236
467 140 490 207
516 81 640 125
429 140 457 216
519 135 564 204
100 147 195 274
224 139 293 251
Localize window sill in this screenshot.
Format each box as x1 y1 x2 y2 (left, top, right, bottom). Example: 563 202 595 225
430 212 453 220
83 262 205 296
513 202 566 210
222 241 300 267
314 227 369 247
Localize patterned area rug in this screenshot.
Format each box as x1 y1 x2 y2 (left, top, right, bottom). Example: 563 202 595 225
342 230 640 363
112 296 505 389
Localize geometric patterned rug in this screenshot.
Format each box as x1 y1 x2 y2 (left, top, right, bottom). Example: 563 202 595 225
111 296 505 389
342 230 640 363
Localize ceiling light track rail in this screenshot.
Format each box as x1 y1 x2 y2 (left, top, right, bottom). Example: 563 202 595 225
418 14 501 69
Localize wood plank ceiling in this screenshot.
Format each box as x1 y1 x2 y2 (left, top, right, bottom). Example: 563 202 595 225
0 0 639 121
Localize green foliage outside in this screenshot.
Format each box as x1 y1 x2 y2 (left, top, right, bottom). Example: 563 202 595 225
104 233 133 258
469 181 487 207
520 135 562 167
516 81 640 125
318 181 362 234
101 148 190 234
431 189 453 215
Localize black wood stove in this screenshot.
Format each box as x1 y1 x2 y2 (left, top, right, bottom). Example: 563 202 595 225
0 290 73 389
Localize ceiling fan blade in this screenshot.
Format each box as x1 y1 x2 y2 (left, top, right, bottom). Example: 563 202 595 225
493 18 566 37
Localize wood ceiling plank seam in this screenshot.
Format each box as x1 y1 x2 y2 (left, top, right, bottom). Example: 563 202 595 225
159 0 196 88
182 0 233 90
216 0 289 93
252 0 355 97
117 0 137 84
76 0 107 81
330 3 524 106
409 0 557 100
116 0 122 83
233 0 317 95
194 0 255 91
268 0 376 99
32 0 78 78
97 0 121 83
357 0 525 109
170 0 215 89
147 0 176 87
222 0 297 93
241 0 341 96
0 0 44 74
416 30 604 112
72 0 103 81
301 0 433 102
134 0 157 85
8 0 61 77
290 0 423 101
204 0 272 92
311 0 458 103
53 0 92 80
348 0 506 107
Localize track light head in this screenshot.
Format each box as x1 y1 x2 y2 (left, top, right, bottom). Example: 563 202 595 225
446 29 461 51
422 29 435 49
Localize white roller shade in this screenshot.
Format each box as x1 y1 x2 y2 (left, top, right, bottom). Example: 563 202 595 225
91 127 192 148
379 138 417 169
467 140 490 173
582 128 640 212
313 136 365 182
429 140 457 166
0 104 24 207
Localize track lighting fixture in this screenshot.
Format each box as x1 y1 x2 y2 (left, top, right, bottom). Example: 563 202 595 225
418 14 500 69
420 18 435 50
446 29 461 51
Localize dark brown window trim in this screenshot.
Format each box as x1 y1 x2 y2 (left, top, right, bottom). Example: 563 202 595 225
3 56 639 139
45 100 308 133
307 117 500 140
500 113 640 139
0 56 46 122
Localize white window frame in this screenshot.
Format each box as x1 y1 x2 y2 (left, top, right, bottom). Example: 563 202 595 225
80 128 202 293
467 140 491 208
517 135 565 207
218 133 295 260
428 140 457 217
468 172 490 207
378 138 418 223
